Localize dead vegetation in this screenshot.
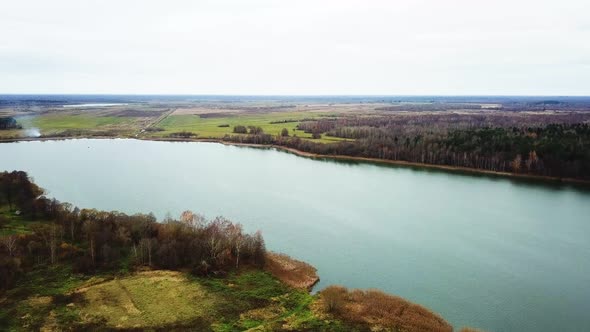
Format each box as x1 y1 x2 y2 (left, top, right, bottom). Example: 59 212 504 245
319 285 453 332
264 252 319 290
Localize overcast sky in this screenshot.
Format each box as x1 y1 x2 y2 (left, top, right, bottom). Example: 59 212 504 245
1 0 589 95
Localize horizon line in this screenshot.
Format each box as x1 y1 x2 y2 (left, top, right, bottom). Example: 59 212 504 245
1 93 590 97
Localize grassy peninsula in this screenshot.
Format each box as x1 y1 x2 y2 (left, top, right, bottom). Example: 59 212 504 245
0 171 471 332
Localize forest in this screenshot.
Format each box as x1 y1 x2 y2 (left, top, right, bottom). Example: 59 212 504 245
223 112 590 180
0 170 266 290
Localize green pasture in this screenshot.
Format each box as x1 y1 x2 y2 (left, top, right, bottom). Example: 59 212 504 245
153 111 350 143
24 114 141 136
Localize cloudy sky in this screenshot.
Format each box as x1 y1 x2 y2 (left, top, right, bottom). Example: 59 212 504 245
1 0 589 95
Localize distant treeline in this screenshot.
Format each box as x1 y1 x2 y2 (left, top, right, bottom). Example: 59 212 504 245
0 171 265 290
223 113 590 180
0 117 21 130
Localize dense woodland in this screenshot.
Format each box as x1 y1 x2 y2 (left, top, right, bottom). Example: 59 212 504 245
0 171 266 290
0 117 20 130
225 112 590 180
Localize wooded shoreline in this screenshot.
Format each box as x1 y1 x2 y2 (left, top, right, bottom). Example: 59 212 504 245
2 135 590 187
0 171 457 331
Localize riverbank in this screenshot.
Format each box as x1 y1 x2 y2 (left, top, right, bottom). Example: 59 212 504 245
2 135 589 187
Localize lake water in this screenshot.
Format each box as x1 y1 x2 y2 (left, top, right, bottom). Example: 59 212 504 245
1 139 589 331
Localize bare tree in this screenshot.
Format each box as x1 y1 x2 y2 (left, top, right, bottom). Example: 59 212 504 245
229 223 244 269
139 237 156 266
1 235 18 256
32 223 63 265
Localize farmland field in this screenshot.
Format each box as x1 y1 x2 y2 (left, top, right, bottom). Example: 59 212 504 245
153 111 350 143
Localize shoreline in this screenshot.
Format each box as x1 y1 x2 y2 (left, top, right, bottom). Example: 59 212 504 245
2 135 590 187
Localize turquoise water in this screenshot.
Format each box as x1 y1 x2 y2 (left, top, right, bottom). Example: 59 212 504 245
1 139 589 331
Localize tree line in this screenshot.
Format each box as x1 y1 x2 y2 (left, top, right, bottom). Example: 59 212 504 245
0 117 21 130
0 171 266 290
221 112 590 180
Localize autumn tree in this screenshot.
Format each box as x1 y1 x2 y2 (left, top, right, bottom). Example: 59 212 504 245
511 154 522 173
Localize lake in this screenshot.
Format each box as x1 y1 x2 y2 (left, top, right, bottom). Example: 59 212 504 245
1 139 589 331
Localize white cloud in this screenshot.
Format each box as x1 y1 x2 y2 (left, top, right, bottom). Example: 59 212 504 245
0 0 588 94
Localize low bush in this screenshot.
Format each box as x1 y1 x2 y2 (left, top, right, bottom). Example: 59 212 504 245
319 286 453 332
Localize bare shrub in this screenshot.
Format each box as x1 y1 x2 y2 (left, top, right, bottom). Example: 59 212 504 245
264 252 319 290
321 285 347 313
320 286 453 332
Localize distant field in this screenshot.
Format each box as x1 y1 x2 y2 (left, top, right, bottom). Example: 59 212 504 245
2 106 354 143
28 114 143 136
153 111 350 143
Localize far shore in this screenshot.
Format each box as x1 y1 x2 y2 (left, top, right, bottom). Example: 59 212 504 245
2 135 590 187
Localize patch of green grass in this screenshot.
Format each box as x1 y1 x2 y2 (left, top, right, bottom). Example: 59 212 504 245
3 266 350 331
26 113 140 136
154 112 350 143
10 265 87 298
1 265 88 331
198 270 288 305
200 271 349 331
0 207 41 236
77 271 217 329
12 297 53 331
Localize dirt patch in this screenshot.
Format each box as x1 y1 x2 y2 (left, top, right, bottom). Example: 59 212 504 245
264 252 319 290
27 296 53 308
133 269 187 281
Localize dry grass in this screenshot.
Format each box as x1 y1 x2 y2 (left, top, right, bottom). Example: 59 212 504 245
319 286 453 332
264 252 319 290
459 328 487 332
74 270 217 329
26 296 53 308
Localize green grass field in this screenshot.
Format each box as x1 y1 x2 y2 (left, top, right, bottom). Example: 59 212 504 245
153 111 349 143
0 266 347 331
77 271 218 329
4 109 352 144
28 114 141 136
